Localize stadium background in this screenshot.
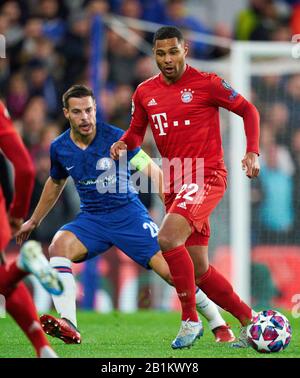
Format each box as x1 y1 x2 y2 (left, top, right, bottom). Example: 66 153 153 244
1 0 300 316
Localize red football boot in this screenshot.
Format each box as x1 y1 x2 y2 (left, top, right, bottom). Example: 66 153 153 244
40 314 81 344
212 324 236 342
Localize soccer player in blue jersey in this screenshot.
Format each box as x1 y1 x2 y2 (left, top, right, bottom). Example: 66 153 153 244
16 85 234 345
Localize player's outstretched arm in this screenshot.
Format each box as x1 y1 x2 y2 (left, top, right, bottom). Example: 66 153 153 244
16 177 67 245
232 100 260 179
110 141 127 160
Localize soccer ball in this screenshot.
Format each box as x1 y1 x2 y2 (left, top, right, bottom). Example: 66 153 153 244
247 310 292 353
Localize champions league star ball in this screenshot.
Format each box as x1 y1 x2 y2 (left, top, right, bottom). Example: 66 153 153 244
247 310 292 353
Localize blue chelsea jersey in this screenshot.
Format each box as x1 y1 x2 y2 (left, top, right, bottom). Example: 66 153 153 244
50 122 141 213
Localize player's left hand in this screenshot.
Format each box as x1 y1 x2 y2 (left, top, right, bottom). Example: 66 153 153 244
8 216 24 236
241 152 260 179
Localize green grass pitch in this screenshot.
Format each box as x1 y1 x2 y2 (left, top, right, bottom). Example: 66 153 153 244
0 310 298 358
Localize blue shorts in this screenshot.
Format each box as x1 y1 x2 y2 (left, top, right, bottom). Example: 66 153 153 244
60 199 160 269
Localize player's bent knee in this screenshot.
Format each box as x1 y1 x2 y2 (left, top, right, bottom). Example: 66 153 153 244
158 235 176 252
194 264 209 279
48 238 76 261
48 241 69 259
49 231 87 261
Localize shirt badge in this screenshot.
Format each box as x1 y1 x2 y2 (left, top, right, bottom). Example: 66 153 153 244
221 79 238 100
181 89 194 103
97 157 113 170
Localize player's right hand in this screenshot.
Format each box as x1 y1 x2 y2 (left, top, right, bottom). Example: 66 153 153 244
15 219 38 245
110 141 127 160
8 216 24 237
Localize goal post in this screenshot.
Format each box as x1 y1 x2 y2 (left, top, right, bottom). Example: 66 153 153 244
229 41 298 305
230 42 252 305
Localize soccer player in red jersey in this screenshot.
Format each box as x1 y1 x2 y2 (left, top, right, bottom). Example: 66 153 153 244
111 26 260 349
0 100 62 357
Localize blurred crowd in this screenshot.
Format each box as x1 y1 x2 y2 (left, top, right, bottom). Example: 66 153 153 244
251 73 300 245
0 0 300 244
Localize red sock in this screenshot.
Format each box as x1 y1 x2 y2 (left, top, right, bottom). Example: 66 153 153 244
163 245 198 322
0 260 28 296
196 265 252 326
6 282 50 357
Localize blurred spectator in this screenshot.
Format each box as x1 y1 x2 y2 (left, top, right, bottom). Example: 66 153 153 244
284 74 300 131
270 18 291 40
107 31 141 85
164 0 213 58
6 72 29 119
0 1 24 48
235 0 291 41
99 87 117 121
255 127 295 244
113 0 166 23
252 75 286 107
290 128 300 242
35 37 61 75
132 56 156 88
30 121 61 159
9 16 44 71
140 0 167 24
85 0 110 16
26 58 59 117
209 22 232 59
109 84 134 130
22 96 48 148
264 102 290 144
119 0 142 19
38 0 66 45
59 12 90 90
0 57 9 91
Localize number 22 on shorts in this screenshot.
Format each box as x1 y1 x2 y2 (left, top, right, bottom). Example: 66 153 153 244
175 183 199 202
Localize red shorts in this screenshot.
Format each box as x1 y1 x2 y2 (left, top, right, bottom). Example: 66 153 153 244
0 190 11 251
165 171 227 247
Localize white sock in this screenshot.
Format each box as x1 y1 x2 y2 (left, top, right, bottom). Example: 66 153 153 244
195 287 226 330
50 257 77 327
39 346 59 358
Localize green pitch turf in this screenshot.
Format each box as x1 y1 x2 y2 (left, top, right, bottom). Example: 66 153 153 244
0 310 298 358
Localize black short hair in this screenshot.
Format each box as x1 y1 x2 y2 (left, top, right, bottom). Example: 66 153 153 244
62 85 95 108
153 26 184 45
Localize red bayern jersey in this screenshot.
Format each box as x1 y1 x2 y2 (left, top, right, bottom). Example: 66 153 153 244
0 101 35 219
127 65 245 171
121 65 259 203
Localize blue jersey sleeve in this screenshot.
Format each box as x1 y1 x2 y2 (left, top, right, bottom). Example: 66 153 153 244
50 143 69 180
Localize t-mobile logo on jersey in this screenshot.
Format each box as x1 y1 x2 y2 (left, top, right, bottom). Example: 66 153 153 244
152 113 190 136
152 113 168 136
